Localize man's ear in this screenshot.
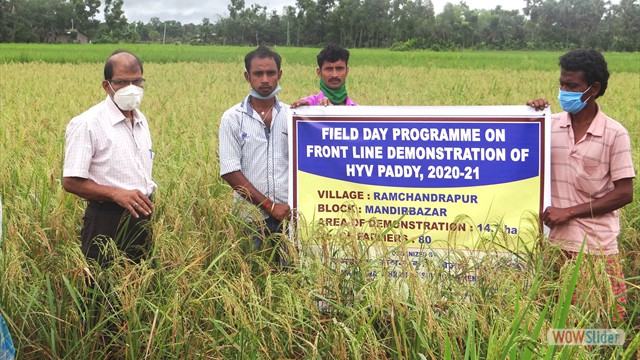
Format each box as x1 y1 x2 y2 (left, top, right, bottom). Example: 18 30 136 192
102 80 111 94
590 82 601 99
244 70 250 83
316 67 321 77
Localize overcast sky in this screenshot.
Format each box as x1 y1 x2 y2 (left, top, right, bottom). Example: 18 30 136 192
121 0 532 25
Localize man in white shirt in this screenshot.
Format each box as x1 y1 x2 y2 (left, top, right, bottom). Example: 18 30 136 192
63 50 157 265
219 46 290 264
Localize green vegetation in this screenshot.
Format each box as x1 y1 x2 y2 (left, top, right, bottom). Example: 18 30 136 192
1 48 638 359
1 43 639 73
2 0 640 51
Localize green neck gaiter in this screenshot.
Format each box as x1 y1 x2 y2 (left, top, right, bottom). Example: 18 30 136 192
319 79 348 105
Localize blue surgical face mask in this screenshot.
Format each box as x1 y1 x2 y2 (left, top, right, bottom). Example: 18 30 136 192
250 85 281 100
558 85 592 114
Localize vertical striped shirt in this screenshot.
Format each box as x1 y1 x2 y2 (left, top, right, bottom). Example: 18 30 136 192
63 95 157 196
219 96 289 218
548 105 635 255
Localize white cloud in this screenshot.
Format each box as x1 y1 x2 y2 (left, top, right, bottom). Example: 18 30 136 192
123 0 296 24
121 0 619 25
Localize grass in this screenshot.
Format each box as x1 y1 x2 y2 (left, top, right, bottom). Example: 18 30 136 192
0 43 638 72
0 46 638 359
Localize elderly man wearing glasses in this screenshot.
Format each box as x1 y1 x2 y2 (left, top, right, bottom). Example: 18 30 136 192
62 50 157 266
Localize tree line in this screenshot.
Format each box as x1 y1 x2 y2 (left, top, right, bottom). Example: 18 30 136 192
1 0 639 51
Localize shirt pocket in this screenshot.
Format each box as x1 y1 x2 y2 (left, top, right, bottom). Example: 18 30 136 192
573 148 610 197
280 130 289 156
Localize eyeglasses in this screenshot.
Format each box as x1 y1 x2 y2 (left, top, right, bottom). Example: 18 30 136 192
109 78 145 87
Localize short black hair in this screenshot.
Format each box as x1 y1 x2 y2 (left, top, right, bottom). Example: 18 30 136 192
244 46 282 72
559 49 609 98
317 44 350 68
104 50 143 80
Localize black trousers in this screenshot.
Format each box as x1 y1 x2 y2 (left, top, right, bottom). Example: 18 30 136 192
252 217 288 266
81 201 152 266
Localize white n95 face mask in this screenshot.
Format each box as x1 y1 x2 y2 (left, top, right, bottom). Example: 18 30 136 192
112 84 144 111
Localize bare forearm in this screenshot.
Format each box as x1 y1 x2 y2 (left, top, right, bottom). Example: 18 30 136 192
221 171 268 206
62 177 154 218
566 180 633 219
543 178 633 227
62 177 117 202
221 171 291 220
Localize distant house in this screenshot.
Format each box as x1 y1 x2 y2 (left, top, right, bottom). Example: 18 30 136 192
45 29 89 44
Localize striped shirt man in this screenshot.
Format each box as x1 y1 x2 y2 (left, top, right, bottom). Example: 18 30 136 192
219 96 289 219
548 105 635 255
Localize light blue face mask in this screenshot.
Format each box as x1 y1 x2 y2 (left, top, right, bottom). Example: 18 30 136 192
250 85 282 100
558 85 592 114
